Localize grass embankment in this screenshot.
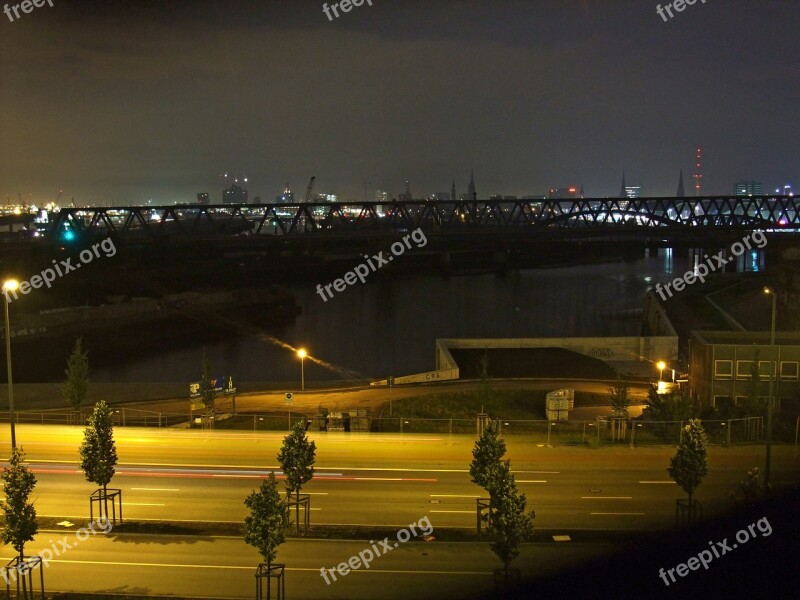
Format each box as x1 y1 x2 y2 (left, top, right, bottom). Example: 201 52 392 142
387 388 608 421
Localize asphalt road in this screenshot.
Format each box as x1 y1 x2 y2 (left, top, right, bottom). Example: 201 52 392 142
0 534 622 599
7 425 800 532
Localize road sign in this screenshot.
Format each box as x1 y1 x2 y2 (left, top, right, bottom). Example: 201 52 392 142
285 392 293 405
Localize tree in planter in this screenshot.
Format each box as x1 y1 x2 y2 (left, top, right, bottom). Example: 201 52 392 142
608 375 631 441
62 337 89 421
199 351 218 428
470 419 506 491
79 400 119 523
277 421 316 532
488 461 535 582
0 448 39 598
470 419 507 531
668 419 709 521
608 375 630 417
244 472 286 600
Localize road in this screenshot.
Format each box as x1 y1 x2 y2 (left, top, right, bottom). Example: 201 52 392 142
1 533 621 599
7 425 799 532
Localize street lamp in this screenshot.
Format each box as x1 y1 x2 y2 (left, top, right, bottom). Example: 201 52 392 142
297 348 306 391
763 287 777 490
2 279 19 450
657 360 666 381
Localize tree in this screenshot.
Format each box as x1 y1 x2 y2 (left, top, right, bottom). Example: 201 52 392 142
276 421 316 532
1 448 38 597
735 467 769 504
62 337 89 413
608 375 630 418
199 350 217 428
470 419 506 492
668 419 709 504
244 472 286 568
488 461 535 579
79 400 118 520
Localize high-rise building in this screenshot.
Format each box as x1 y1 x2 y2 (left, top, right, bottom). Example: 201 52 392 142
548 186 580 199
619 172 626 198
677 170 685 197
624 186 642 199
223 183 248 204
451 180 456 202
275 184 294 203
734 180 763 196
399 181 412 202
375 190 388 203
196 193 209 205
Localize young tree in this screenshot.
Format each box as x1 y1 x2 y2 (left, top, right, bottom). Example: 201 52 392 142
1 448 38 596
488 461 535 579
608 375 630 418
199 350 217 428
277 421 316 531
79 400 118 521
668 419 709 505
244 472 286 569
470 419 506 492
62 337 89 414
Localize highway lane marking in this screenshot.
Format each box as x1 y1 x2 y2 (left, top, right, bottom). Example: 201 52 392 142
639 481 676 484
3 558 491 576
353 477 437 482
430 494 480 498
430 510 474 514
125 503 166 506
131 487 180 492
580 497 632 500
517 480 547 483
590 512 645 516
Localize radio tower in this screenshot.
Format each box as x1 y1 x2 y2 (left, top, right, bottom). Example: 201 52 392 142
693 145 703 196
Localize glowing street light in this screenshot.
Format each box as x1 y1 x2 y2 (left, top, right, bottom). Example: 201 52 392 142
657 360 666 381
2 279 19 450
297 348 307 391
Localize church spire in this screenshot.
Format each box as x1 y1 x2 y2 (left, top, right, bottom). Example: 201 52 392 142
619 171 627 198
451 178 456 202
468 170 476 200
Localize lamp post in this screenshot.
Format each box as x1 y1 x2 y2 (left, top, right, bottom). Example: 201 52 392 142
297 348 306 392
763 287 777 490
657 361 666 382
2 279 19 450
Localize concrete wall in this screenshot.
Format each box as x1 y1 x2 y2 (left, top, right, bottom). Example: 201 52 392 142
437 336 678 364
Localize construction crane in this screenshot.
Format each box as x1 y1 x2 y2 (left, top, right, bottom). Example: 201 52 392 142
55 189 63 205
304 176 316 203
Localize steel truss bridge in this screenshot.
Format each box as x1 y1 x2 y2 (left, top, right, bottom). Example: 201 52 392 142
45 195 800 242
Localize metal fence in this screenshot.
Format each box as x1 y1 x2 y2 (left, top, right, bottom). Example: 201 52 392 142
0 411 766 445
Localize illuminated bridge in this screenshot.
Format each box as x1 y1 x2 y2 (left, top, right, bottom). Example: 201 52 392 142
45 195 800 243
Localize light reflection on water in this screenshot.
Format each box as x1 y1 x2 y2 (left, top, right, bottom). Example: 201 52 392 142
90 251 738 383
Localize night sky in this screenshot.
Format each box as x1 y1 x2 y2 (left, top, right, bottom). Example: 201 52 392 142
1 0 798 205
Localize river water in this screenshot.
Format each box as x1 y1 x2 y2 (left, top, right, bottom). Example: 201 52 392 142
91 251 688 384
